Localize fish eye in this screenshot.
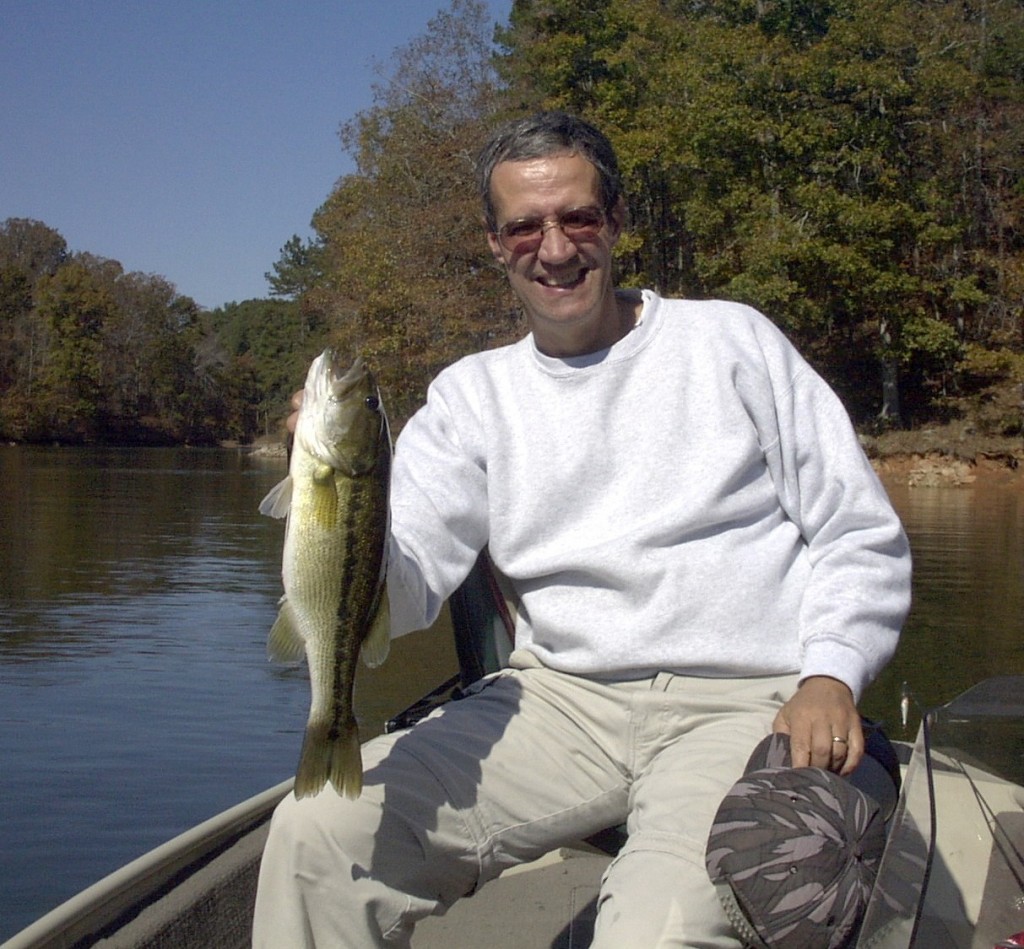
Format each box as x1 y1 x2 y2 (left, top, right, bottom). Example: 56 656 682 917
364 395 380 411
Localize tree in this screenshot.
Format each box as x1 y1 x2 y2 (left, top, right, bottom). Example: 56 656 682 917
0 268 33 391
308 0 519 425
207 297 318 436
0 220 241 445
266 234 326 300
496 0 1023 427
33 261 115 439
0 218 68 278
0 219 69 422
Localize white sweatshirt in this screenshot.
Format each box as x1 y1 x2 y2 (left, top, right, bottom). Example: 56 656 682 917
387 290 911 699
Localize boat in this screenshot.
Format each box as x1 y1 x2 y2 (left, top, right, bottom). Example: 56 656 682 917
858 675 1024 948
5 555 1024 948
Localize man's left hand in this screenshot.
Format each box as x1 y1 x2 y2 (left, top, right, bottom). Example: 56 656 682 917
773 675 862 775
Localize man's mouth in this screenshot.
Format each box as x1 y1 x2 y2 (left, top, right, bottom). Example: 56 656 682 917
536 270 587 290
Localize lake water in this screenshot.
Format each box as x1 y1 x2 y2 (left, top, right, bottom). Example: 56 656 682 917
0 445 1022 940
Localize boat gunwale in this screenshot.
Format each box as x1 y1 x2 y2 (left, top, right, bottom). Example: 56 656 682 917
1 778 293 949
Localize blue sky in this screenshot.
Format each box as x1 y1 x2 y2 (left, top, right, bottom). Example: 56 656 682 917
1 1 512 310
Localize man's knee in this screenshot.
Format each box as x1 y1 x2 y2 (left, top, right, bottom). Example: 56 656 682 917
264 787 381 879
591 839 740 948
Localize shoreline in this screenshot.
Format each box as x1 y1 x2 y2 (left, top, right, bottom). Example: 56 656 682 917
247 437 1022 488
870 451 1022 489
863 426 1022 489
11 433 1022 489
246 434 1023 488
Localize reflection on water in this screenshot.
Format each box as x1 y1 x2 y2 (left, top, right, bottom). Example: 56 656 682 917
0 447 1021 939
862 478 1024 732
0 447 455 940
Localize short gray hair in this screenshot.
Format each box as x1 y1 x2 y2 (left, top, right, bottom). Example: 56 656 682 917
476 111 623 230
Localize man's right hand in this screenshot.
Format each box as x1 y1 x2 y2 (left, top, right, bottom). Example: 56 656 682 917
287 390 303 434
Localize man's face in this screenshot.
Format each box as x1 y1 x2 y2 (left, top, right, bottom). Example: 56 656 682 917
486 151 624 357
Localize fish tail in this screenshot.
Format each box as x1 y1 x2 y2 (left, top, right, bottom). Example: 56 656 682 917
293 720 363 801
329 722 363 800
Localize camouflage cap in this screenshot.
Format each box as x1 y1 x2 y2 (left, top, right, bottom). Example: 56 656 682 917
705 734 887 948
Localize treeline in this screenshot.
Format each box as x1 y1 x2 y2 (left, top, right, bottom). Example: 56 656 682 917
0 218 215 444
0 218 323 444
3 0 1021 444
309 0 1023 433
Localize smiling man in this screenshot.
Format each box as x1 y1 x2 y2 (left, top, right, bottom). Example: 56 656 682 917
253 112 911 948
484 150 634 356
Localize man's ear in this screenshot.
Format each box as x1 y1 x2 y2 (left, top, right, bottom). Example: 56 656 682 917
486 227 506 266
608 197 627 241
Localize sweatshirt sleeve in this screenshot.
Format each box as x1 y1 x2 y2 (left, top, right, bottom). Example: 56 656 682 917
752 325 912 700
385 371 490 637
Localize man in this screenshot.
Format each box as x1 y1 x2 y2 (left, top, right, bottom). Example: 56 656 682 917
253 111 911 947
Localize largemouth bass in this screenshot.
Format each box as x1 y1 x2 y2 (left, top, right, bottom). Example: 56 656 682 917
259 350 391 799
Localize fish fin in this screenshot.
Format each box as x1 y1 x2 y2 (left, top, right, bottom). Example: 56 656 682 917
267 599 306 664
313 463 334 484
360 593 391 669
329 723 364 800
259 476 293 519
294 720 363 801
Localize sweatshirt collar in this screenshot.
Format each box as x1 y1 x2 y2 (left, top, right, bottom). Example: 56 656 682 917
529 289 659 374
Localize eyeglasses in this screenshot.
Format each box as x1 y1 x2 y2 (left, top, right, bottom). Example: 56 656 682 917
495 206 607 254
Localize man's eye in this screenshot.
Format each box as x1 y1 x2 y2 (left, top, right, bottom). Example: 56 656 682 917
504 220 541 238
563 210 601 227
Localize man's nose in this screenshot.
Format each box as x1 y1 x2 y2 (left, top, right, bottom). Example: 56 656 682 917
536 221 577 262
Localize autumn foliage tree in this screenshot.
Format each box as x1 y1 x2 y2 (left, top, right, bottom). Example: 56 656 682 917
34 261 113 437
303 0 521 425
0 218 249 444
5 0 1020 443
495 0 1023 430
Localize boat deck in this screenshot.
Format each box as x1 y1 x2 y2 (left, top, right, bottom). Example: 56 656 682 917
414 846 608 948
8 679 1024 948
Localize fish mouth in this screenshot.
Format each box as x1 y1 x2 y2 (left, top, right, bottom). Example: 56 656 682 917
324 351 369 401
302 350 385 476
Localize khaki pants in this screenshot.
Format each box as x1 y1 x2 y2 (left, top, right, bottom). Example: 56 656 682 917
253 653 799 948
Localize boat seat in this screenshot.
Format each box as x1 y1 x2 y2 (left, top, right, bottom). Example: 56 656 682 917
383 549 513 732
385 548 518 725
